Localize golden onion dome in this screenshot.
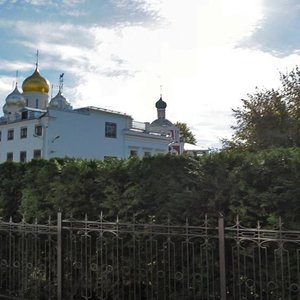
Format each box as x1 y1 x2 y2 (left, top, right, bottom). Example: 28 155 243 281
22 67 50 94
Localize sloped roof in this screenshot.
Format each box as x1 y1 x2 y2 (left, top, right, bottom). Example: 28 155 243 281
183 143 207 151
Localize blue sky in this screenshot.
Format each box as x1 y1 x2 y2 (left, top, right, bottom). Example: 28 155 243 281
0 0 300 147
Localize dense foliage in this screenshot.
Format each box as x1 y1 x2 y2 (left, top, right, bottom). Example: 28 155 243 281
225 67 300 150
174 121 197 144
1 149 300 228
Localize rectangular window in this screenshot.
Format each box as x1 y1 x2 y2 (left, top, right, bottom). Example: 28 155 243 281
144 151 151 157
105 122 117 138
33 149 42 159
7 129 14 140
21 111 28 120
6 152 13 161
35 125 42 136
20 127 27 139
130 150 138 157
20 151 27 163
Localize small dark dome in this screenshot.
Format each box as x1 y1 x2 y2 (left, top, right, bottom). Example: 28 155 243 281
155 96 167 109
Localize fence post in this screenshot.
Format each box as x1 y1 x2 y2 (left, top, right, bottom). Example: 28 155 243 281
218 214 226 300
57 212 62 300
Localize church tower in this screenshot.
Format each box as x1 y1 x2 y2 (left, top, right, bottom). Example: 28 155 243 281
149 94 180 147
22 52 50 110
3 83 26 121
49 73 72 110
155 95 167 119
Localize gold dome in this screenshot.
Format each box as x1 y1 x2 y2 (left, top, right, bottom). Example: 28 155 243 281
22 67 50 94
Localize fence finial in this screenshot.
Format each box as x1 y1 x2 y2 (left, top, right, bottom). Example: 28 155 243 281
185 217 189 226
257 220 261 229
236 215 240 225
278 216 283 230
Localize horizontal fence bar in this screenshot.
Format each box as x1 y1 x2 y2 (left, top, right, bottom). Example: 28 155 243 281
0 214 299 300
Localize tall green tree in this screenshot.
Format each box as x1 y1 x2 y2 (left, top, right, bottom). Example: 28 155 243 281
281 66 300 144
175 122 197 145
225 66 300 150
227 88 292 150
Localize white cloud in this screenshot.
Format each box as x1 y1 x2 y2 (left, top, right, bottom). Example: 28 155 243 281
0 59 32 72
24 0 50 5
62 0 86 6
0 76 15 92
2 0 300 147
239 0 300 56
0 76 19 110
196 0 263 47
24 0 85 7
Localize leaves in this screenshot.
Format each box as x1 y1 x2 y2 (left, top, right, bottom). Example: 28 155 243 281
0 150 299 228
226 67 300 150
174 122 197 145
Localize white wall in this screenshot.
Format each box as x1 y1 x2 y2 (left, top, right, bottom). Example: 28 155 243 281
124 130 170 157
46 108 132 160
0 107 171 163
23 91 49 110
0 118 45 162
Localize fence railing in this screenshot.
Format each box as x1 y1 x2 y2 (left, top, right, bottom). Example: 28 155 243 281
0 213 299 299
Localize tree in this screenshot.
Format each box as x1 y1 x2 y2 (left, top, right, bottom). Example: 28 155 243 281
280 66 300 144
175 122 197 145
224 67 300 150
226 88 292 150
0 162 25 220
2 152 300 228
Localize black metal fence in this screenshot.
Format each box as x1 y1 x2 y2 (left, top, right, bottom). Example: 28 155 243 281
0 213 299 299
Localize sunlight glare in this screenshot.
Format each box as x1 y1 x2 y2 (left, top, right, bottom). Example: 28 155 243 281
197 0 263 47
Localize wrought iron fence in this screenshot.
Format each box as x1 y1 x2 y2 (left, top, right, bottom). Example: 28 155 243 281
0 213 299 300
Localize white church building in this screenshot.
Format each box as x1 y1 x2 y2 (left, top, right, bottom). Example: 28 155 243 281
0 61 196 163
